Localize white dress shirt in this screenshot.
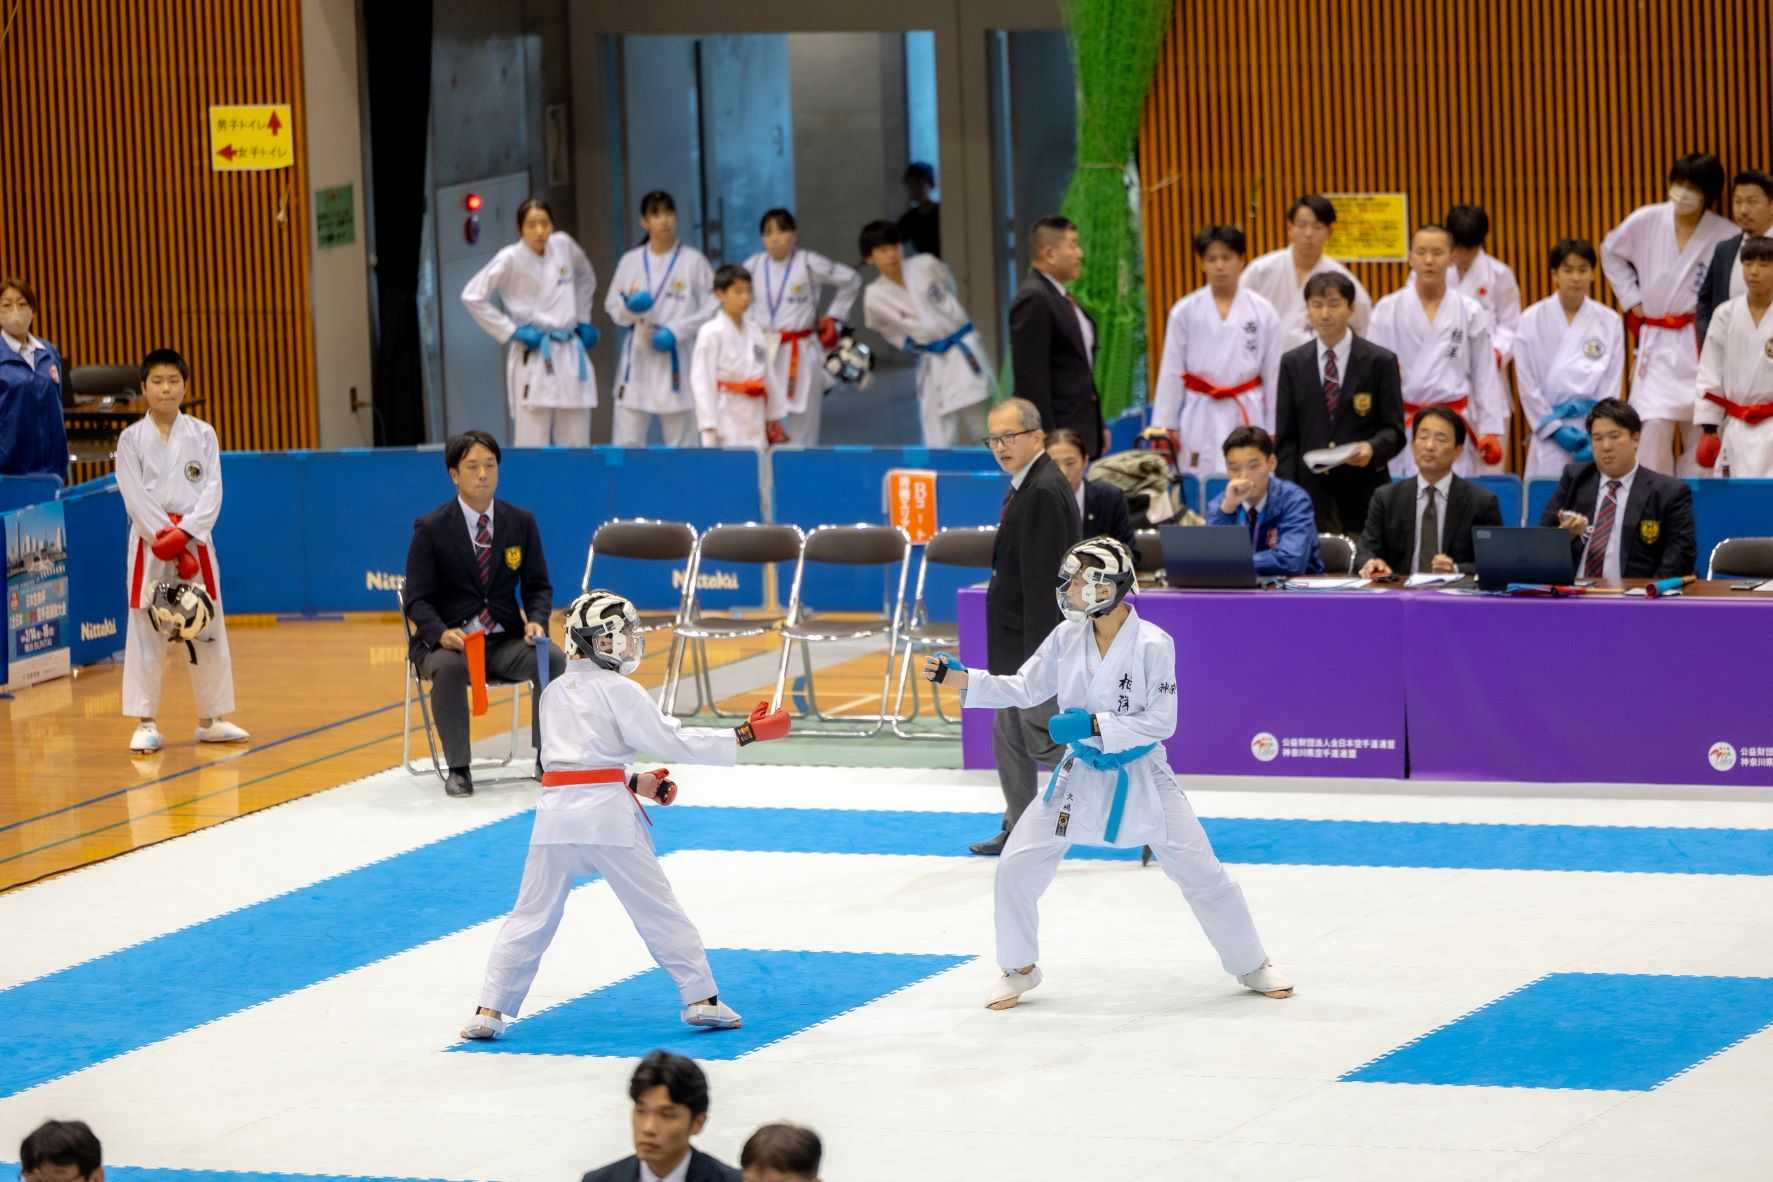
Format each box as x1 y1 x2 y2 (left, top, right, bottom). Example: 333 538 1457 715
1074 482 1087 520
1041 270 1095 365
2 330 41 366
639 1153 691 1182
1413 471 1454 568
1580 466 1637 581
1315 331 1353 388
457 497 502 633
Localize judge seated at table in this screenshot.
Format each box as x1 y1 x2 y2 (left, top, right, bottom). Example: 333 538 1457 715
1539 398 1696 580
1357 406 1504 579
1207 425 1324 577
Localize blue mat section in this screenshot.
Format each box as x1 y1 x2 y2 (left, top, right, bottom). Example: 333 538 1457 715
1341 972 1773 1091
452 947 971 1060
0 1167 455 1182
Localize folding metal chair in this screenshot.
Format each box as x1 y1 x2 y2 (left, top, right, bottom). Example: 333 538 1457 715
890 526 996 739
581 518 697 708
1318 533 1357 575
397 590 529 783
663 522 805 718
1707 536 1773 579
770 523 912 737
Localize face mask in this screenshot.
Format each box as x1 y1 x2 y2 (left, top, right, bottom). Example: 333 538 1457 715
1669 186 1703 216
0 308 30 338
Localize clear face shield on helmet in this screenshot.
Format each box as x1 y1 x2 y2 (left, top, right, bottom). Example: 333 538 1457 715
1054 538 1136 624
592 623 645 675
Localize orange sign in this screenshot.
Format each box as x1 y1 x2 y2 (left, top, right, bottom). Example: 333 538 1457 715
884 468 938 544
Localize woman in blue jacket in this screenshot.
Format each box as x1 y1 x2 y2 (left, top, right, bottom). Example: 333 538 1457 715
0 277 70 480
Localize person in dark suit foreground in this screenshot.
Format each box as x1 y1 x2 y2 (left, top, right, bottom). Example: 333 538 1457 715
1540 398 1697 579
1357 406 1505 577
403 430 566 797
1273 271 1407 535
580 1052 740 1182
1045 427 1136 549
1010 216 1106 455
974 396 1081 856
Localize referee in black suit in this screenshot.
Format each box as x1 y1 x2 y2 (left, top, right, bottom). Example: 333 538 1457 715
403 431 566 797
1010 216 1106 456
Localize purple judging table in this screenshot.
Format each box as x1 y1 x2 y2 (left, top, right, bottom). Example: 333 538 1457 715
956 582 1773 787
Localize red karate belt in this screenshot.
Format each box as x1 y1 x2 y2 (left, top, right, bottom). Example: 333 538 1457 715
719 379 768 398
779 328 816 383
1624 309 1696 345
1183 372 1262 425
541 766 652 825
1403 394 1472 436
1702 392 1773 425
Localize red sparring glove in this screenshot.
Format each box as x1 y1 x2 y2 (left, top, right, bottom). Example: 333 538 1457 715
817 316 840 350
736 700 792 745
175 549 200 580
1477 434 1503 466
635 767 676 806
766 420 791 447
1696 430 1722 470
151 527 192 561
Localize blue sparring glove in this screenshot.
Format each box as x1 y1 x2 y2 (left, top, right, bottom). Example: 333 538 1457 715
1047 707 1097 745
575 321 600 350
923 651 966 684
651 326 677 353
623 290 655 314
510 325 545 351
1551 425 1588 454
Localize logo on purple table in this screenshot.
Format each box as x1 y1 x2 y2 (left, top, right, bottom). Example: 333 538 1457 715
1708 742 1738 772
1251 732 1279 763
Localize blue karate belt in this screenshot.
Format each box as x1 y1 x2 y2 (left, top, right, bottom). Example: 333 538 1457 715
1042 740 1158 844
521 325 590 383
907 322 983 376
1537 397 1597 457
618 327 682 394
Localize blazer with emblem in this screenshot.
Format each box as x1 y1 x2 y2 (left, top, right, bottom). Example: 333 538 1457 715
1010 269 1104 456
988 452 1082 674
403 498 554 662
1354 475 1504 575
580 1149 740 1182
1537 462 1696 579
1274 334 1406 527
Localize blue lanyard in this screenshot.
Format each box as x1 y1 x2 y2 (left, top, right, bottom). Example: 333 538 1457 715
642 244 682 303
763 250 797 326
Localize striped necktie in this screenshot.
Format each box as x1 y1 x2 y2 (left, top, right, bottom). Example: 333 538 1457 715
1583 480 1622 579
1323 347 1341 417
475 513 494 629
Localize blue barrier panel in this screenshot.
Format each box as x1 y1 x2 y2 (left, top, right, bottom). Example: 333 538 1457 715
302 449 442 613
0 474 61 514
934 471 1005 528
1107 404 1150 454
1180 473 1201 516
1525 476 1559 529
490 447 605 609
1472 474 1523 525
62 484 128 666
211 451 309 614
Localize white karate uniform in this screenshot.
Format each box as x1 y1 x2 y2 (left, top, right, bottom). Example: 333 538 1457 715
478 662 738 1017
1512 296 1626 478
461 233 598 447
863 254 994 447
1448 250 1523 472
1240 248 1374 350
963 608 1269 978
1151 287 1283 476
743 248 861 446
1368 284 1506 476
604 242 717 447
114 413 235 719
1600 202 1737 475
1695 295 1773 477
690 312 782 449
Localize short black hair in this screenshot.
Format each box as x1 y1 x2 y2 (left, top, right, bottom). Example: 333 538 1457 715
139 347 190 384
858 219 901 259
1549 237 1598 271
759 207 797 235
20 1120 102 1178
740 1123 822 1174
1287 194 1337 226
1045 427 1088 455
1586 397 1642 436
1734 169 1773 202
1443 204 1489 248
1192 224 1247 257
516 197 554 233
629 1050 711 1117
0 275 37 310
1412 405 1467 447
1741 235 1773 264
445 430 501 470
1413 223 1454 249
640 190 677 218
713 263 752 292
904 161 936 186
1668 153 1726 207
1222 425 1275 457
1302 271 1355 303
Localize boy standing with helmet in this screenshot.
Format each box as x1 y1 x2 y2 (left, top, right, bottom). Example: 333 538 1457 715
923 537 1291 1010
461 589 792 1041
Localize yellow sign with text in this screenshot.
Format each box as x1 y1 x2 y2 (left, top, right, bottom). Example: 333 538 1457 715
1325 193 1410 263
209 104 294 172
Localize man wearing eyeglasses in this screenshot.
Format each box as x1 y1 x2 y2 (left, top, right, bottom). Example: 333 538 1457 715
971 397 1081 856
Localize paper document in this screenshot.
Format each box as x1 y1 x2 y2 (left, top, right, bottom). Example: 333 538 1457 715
1404 573 1463 587
1285 577 1370 590
1303 443 1362 473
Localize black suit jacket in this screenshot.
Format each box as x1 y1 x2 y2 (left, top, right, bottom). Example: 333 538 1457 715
1537 462 1697 578
988 452 1081 675
1010 269 1104 456
580 1149 740 1182
1354 475 1504 574
1696 232 1742 345
1275 335 1406 525
403 498 554 663
1081 478 1137 549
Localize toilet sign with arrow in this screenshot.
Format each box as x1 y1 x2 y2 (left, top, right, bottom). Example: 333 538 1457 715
208 104 295 172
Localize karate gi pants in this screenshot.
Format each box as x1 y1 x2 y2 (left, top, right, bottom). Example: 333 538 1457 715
782 385 824 446
919 399 990 449
513 405 591 447
479 833 719 1016
994 774 1268 977
122 606 236 719
1636 418 1701 478
611 407 699 448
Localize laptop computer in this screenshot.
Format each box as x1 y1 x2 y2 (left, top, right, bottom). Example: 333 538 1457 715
1158 524 1259 589
1473 526 1577 591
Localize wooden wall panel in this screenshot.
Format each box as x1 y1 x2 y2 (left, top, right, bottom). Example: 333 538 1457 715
0 0 316 476
1139 0 1772 400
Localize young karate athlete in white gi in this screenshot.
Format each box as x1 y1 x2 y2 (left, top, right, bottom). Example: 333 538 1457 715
743 207 861 446
115 349 248 754
1151 225 1284 477
461 590 793 1041
1240 194 1373 349
691 265 783 449
859 219 993 446
604 191 716 448
1369 226 1507 476
1694 235 1773 477
1601 153 1737 476
461 197 599 447
1444 205 1522 474
923 537 1292 1010
1512 239 1627 478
